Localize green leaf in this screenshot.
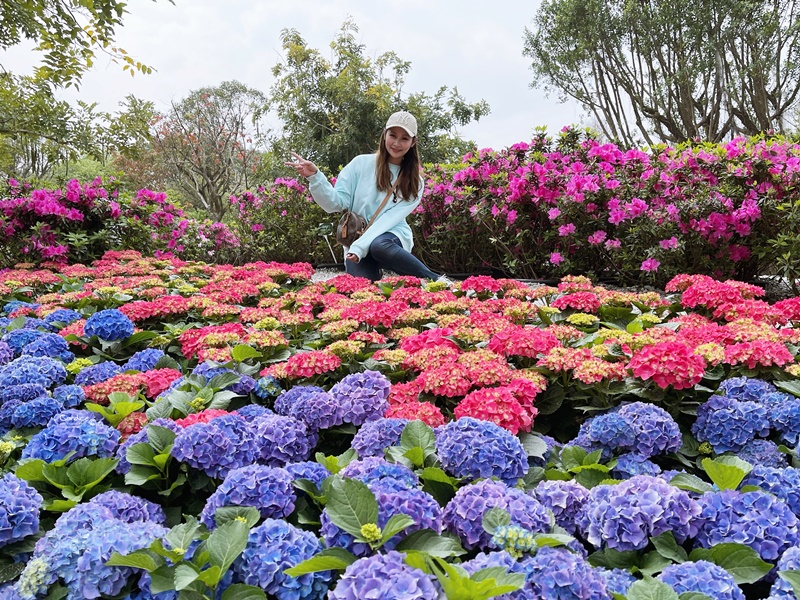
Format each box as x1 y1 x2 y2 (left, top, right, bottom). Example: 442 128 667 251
106 550 159 571
559 445 587 470
625 576 680 600
147 425 177 453
778 570 800 597
127 442 159 467
394 529 466 558
678 593 713 600
207 372 242 390
700 542 772 584
231 344 263 362
701 458 748 490
639 550 674 576
482 507 511 535
66 457 118 489
148 564 178 594
403 446 425 467
651 532 688 563
380 513 416 544
324 477 379 538
669 473 714 494
400 420 436 454
220 584 267 600
214 506 261 528
0 563 25 584
283 547 357 576
533 533 577 548
206 519 250 573
776 380 800 397
14 459 47 482
517 432 549 460
166 518 201 557
173 564 200 590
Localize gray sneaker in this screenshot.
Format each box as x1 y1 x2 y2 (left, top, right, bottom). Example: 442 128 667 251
436 275 454 286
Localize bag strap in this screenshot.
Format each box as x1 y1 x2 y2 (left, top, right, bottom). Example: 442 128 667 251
364 180 400 231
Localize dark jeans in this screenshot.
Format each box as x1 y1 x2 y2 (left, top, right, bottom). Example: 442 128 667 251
345 232 439 282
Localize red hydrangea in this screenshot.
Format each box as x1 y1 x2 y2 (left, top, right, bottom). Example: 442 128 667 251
454 387 532 434
140 368 183 399
551 292 602 313
723 340 794 370
628 341 706 390
117 411 148 441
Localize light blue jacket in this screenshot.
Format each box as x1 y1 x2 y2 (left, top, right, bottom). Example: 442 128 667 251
307 153 424 260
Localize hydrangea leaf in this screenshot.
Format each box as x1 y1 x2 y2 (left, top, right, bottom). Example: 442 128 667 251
394 529 466 558
283 547 357 576
213 506 261 528
147 425 177 453
231 344 262 362
677 593 713 600
533 532 577 548
651 532 688 563
324 476 379 538
482 507 512 535
776 380 800 397
379 513 416 545
638 550 674 577
219 583 267 600
400 420 436 455
517 432 549 460
701 458 750 490
693 542 772 584
625 576 680 600
559 445 588 470
0 562 26 584
173 563 201 590
778 570 800 596
588 548 639 570
126 442 158 467
206 519 250 574
669 473 714 494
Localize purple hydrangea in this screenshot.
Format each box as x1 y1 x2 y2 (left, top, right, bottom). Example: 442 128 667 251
718 376 778 402
52 384 85 408
435 417 528 485
339 458 418 492
737 439 788 469
2 383 47 404
329 370 390 426
461 551 527 600
574 412 636 458
352 418 408 458
1 329 44 354
658 560 744 599
83 309 134 341
615 402 681 458
274 385 325 416
692 394 770 453
88 490 166 524
253 375 283 400
249 414 313 466
329 550 438 600
518 546 609 600
695 489 800 561
232 518 331 599
0 356 66 387
743 466 800 517
124 348 165 372
611 453 662 480
580 475 701 551
43 309 82 328
534 479 590 535
771 399 800 446
0 473 42 546
236 404 274 419
22 410 120 463
0 341 13 366
11 396 64 428
171 413 258 479
200 464 296 529
115 418 182 474
285 461 330 489
321 486 442 557
597 568 637 596
768 545 800 599
290 389 346 432
73 361 124 386
443 479 551 550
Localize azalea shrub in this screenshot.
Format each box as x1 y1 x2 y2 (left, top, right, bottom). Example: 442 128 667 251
0 253 799 598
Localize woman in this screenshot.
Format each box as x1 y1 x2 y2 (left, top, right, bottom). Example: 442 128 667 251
286 110 449 283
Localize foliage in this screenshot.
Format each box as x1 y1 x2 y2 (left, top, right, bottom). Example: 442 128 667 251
268 19 489 174
524 0 800 146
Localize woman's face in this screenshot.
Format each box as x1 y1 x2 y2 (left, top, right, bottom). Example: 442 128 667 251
384 127 415 164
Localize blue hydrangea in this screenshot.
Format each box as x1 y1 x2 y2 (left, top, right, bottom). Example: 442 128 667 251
124 348 165 372
236 404 274 419
321 486 442 557
352 418 408 458
2 301 39 315
171 414 258 479
339 457 418 492
2 383 47 404
253 375 283 400
611 453 662 479
0 400 23 433
83 309 134 341
534 479 590 535
580 475 701 551
290 389 346 432
718 376 778 402
574 412 636 458
692 395 770 453
738 439 788 469
695 489 800 561
518 546 609 600
73 361 124 386
21 333 73 363
250 414 313 467
1 329 44 355
88 490 166 524
461 551 527 600
329 370 390 426
21 410 120 463
43 309 82 328
0 342 13 366
116 419 182 474
200 465 296 529
743 466 800 517
284 461 330 489
0 473 42 546
615 402 682 458
52 384 85 408
597 568 637 596
191 362 231 380
658 560 744 599
20 317 51 331
329 550 438 600
232 518 331 599
443 479 551 550
768 545 800 599
274 385 325 416
0 356 66 387
435 417 528 485
772 400 800 446
11 396 64 428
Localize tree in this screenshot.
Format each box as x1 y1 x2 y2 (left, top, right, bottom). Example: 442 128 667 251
151 80 268 221
268 20 490 173
524 0 800 145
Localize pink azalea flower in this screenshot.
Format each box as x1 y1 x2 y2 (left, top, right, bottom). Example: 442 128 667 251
550 252 564 265
641 258 661 272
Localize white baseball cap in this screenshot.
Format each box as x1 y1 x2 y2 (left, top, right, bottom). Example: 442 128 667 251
385 111 418 137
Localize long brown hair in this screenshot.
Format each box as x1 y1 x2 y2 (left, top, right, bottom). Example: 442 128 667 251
375 129 421 201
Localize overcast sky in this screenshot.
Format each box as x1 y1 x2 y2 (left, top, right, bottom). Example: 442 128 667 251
3 0 586 150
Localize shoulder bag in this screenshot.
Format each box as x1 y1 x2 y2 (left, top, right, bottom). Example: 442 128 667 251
335 180 399 247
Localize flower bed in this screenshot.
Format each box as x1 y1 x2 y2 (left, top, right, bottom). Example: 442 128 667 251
0 251 799 599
